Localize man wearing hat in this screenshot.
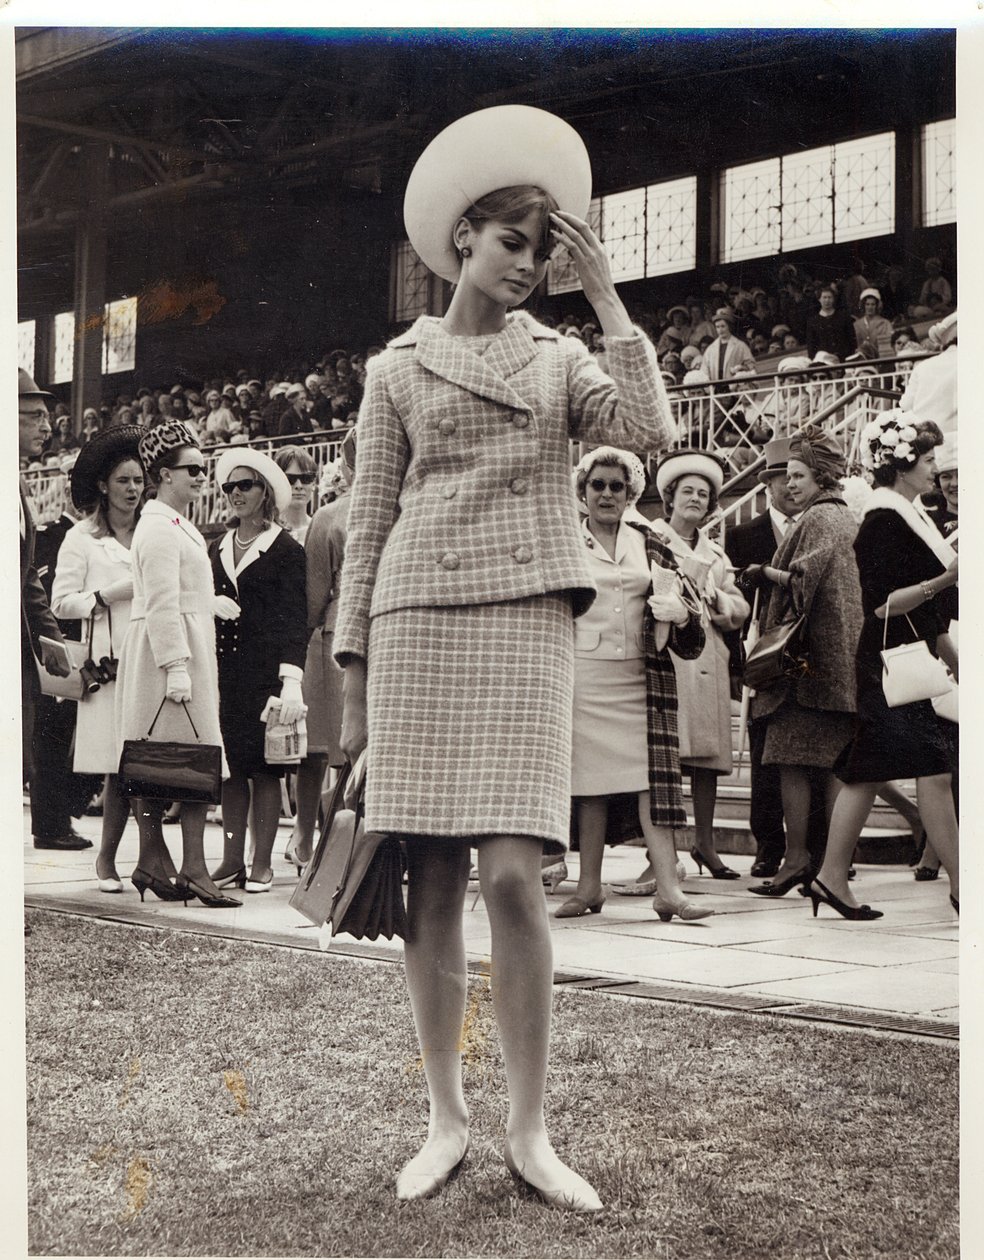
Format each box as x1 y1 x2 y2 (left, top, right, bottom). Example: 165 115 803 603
18 370 73 796
725 437 806 878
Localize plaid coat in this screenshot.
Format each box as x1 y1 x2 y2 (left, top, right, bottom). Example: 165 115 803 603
627 521 706 827
333 312 672 664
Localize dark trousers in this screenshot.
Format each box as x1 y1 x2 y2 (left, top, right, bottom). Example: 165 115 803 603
29 697 95 840
748 717 828 869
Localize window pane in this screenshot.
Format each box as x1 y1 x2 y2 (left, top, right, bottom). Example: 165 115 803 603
782 145 834 250
392 241 431 323
103 296 138 374
548 198 601 295
722 158 781 262
601 187 647 283
833 132 895 243
52 311 75 384
922 118 956 227
18 320 36 375
645 176 697 277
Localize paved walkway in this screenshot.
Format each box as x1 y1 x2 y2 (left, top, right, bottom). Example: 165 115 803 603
24 807 959 1040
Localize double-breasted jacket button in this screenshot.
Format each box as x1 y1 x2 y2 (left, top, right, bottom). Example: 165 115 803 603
442 485 457 499
513 545 534 564
509 478 530 496
512 413 530 429
438 418 457 436
439 552 461 571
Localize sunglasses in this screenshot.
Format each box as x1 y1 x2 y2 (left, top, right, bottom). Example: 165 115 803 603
286 472 316 486
588 478 627 494
172 463 206 477
221 477 262 494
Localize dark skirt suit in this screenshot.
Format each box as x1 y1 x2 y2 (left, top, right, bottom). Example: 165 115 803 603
835 501 957 783
210 526 308 779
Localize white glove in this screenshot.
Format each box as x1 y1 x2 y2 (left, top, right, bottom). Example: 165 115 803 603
99 577 134 605
213 594 241 621
274 675 306 727
165 664 192 703
648 591 690 628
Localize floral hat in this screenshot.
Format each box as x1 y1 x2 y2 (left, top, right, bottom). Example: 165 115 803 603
859 411 921 471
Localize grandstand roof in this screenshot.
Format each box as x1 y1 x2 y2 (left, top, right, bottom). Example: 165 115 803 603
17 27 955 236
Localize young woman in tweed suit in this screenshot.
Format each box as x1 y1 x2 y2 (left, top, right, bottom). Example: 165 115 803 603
334 107 674 1212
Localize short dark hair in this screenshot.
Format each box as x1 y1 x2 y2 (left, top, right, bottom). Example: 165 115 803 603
661 473 719 518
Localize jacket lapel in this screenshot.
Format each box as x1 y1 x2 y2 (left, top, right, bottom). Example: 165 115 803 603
234 523 282 580
413 317 539 415
218 530 238 589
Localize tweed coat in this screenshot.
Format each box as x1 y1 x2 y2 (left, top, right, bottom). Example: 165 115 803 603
752 494 863 719
51 521 135 773
652 518 749 769
114 499 226 768
333 312 673 666
625 522 706 828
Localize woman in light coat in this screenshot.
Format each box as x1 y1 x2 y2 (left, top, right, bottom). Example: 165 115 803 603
114 421 239 909
52 426 145 893
650 450 749 879
335 107 673 1212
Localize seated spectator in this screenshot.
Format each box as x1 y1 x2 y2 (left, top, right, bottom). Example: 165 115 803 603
686 298 716 348
805 286 857 363
910 257 953 318
853 289 894 358
278 384 315 439
749 331 771 357
656 306 691 356
890 326 918 354
204 389 236 441
879 264 912 321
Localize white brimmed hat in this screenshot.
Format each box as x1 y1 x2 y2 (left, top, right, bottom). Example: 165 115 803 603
936 432 957 473
404 105 592 283
654 448 725 496
215 447 292 513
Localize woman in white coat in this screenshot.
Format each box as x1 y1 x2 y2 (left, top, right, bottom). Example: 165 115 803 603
651 450 749 879
114 421 239 908
52 426 146 893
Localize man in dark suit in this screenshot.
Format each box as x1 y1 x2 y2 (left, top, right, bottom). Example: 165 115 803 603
18 369 86 851
725 436 819 878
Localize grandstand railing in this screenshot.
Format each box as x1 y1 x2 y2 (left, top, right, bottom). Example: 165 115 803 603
23 355 921 528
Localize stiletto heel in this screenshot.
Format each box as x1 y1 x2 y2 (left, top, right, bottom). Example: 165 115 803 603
808 878 883 921
749 865 812 898
130 867 183 902
689 845 740 880
652 895 714 923
175 875 242 909
214 866 247 890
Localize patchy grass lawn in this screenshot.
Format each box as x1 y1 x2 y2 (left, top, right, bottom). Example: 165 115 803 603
26 910 957 1259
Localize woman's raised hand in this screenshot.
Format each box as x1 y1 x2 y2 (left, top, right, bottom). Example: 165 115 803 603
549 212 631 335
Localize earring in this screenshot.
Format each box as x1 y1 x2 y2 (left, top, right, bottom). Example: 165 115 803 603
460 246 472 258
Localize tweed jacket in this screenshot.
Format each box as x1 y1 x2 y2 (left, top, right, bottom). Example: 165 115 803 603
333 312 672 664
752 494 863 719
626 521 705 828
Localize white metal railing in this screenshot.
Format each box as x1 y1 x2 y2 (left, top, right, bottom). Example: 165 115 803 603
23 357 919 528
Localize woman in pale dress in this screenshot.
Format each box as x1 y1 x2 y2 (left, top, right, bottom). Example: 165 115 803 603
650 450 749 879
52 426 146 893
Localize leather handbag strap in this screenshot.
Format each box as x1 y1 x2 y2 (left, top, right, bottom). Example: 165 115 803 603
146 697 202 740
882 593 921 652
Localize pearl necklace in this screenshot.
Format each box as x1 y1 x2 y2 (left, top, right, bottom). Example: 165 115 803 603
234 526 263 548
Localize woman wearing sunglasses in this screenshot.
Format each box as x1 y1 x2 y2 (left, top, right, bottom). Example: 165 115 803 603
114 421 239 907
208 449 308 894
275 445 319 546
564 446 712 924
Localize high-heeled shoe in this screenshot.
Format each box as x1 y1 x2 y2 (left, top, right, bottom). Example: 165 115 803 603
245 875 274 894
396 1136 469 1201
541 860 568 894
652 895 715 923
175 875 242 909
213 867 247 890
914 865 940 882
950 894 959 916
98 876 124 894
748 866 811 898
554 894 604 919
908 826 927 867
690 846 740 880
807 878 883 921
503 1142 602 1213
130 868 184 902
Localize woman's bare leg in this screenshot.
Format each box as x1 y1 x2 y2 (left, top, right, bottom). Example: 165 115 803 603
95 774 132 883
915 774 958 900
566 798 606 905
397 838 472 1199
211 772 249 882
814 782 878 907
246 773 283 885
478 835 601 1211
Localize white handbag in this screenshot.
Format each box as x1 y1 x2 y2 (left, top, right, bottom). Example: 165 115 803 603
880 597 950 709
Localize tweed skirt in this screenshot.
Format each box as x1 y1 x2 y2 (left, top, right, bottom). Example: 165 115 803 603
571 656 648 796
762 698 854 770
365 594 574 851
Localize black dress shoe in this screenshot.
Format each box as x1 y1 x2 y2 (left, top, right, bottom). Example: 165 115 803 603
33 834 90 851
750 858 781 879
69 830 94 849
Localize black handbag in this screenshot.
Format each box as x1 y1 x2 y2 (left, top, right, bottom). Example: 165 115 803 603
118 697 223 804
742 612 809 690
290 753 407 943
